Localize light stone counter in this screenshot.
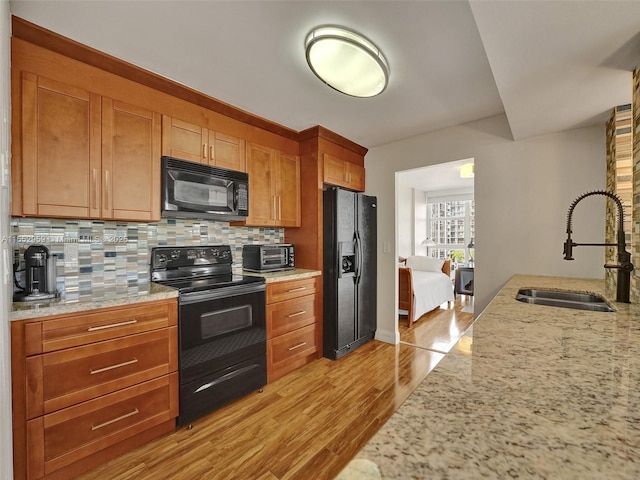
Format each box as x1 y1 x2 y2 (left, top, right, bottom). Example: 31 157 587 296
242 268 321 283
340 274 640 480
10 283 178 321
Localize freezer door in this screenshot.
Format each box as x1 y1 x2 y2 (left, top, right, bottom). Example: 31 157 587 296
356 194 377 338
334 188 357 348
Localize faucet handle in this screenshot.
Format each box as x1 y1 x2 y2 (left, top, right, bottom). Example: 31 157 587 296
563 239 574 260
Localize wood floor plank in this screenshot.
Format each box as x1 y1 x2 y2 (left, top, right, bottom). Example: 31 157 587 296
74 297 473 480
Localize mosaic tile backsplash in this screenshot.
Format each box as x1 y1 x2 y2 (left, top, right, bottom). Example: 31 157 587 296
11 217 284 302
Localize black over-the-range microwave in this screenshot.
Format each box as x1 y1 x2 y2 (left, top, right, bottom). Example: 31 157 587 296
161 156 249 221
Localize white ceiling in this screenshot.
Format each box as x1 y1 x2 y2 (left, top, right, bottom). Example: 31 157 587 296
398 158 475 193
9 0 640 149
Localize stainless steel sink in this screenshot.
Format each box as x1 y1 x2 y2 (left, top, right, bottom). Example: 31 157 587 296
515 288 615 312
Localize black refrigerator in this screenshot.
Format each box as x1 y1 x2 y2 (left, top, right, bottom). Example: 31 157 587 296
323 187 377 360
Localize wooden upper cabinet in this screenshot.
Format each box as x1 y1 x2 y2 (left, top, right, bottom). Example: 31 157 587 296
21 72 101 218
323 153 365 192
161 116 206 164
275 152 301 227
17 72 161 221
102 99 161 221
245 142 300 227
212 131 246 172
161 115 246 172
245 142 276 226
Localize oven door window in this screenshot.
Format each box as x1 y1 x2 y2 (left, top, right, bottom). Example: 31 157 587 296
201 305 252 339
261 248 287 266
179 288 266 352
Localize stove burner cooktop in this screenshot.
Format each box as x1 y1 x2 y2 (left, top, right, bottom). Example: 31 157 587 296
150 245 264 293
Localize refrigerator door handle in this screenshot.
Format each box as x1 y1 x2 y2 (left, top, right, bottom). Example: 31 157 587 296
354 232 363 283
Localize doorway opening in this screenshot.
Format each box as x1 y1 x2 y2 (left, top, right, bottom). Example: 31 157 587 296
396 158 475 349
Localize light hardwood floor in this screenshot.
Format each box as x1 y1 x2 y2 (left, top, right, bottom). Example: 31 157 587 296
399 295 474 352
76 298 473 480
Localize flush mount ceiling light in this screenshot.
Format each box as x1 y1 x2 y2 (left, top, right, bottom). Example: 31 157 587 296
459 163 475 179
305 26 389 98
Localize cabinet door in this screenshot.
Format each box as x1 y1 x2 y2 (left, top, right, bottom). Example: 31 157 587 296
347 163 365 192
323 153 347 188
245 142 275 226
210 131 246 172
102 99 161 221
26 374 178 479
274 152 300 227
21 72 101 218
161 115 207 164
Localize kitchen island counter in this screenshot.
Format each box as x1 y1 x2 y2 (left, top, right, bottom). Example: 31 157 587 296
342 274 640 479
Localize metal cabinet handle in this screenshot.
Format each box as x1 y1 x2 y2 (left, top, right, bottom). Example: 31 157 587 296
203 143 208 158
278 196 282 220
92 168 98 208
287 287 306 293
90 358 138 375
104 170 110 210
87 319 137 331
273 196 277 220
210 145 214 160
91 408 139 431
288 342 307 351
287 310 306 318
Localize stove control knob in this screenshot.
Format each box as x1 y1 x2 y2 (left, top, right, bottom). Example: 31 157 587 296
156 253 167 265
170 250 180 260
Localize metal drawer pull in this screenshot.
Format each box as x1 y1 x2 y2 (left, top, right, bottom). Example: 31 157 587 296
288 342 307 351
87 319 137 331
91 408 139 431
287 287 306 293
287 310 307 318
90 358 138 375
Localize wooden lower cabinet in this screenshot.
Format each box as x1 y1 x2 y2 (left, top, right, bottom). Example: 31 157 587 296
11 298 179 480
266 276 321 382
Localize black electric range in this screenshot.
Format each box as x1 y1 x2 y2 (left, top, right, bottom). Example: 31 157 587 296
151 245 267 426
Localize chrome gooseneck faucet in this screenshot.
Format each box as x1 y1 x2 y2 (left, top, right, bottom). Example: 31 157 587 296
563 190 634 303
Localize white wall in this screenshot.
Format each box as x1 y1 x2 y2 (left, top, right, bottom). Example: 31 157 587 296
366 114 606 344
0 0 13 477
396 185 429 258
396 184 413 258
412 189 427 256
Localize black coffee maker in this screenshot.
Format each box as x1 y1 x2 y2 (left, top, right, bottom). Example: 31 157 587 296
22 244 58 301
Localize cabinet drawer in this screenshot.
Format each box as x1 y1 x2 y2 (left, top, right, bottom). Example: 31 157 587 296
267 296 317 338
266 277 319 304
27 373 178 479
25 299 177 355
26 327 178 418
268 323 318 368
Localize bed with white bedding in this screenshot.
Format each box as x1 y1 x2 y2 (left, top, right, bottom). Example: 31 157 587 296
398 256 454 327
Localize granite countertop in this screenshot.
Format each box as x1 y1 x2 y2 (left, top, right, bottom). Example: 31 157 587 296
10 283 178 321
242 268 321 283
342 274 640 479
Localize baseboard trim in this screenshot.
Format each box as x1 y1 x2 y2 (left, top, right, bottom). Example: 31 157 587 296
374 328 398 345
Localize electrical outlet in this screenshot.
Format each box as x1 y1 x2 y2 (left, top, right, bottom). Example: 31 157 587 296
383 241 390 253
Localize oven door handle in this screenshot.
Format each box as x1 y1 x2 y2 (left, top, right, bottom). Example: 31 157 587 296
179 282 265 304
194 363 262 393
